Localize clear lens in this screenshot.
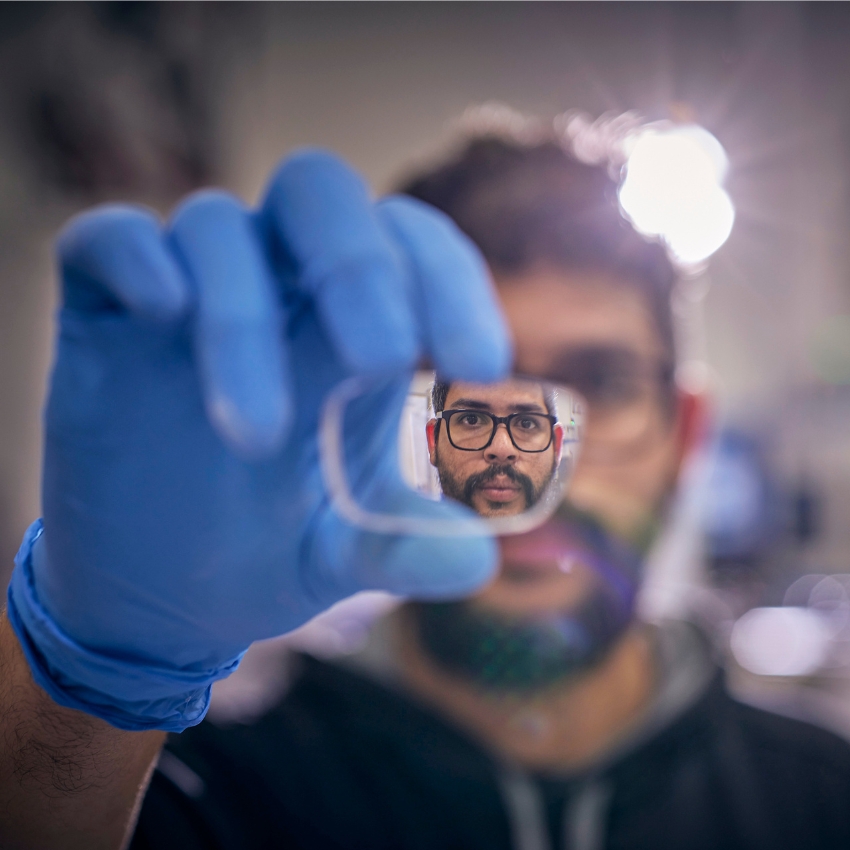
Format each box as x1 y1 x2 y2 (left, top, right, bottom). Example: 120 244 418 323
320 371 584 537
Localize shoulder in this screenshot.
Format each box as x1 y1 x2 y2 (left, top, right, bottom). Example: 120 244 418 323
652 620 850 780
724 693 850 777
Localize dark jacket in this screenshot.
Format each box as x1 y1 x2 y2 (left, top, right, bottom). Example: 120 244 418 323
132 622 850 850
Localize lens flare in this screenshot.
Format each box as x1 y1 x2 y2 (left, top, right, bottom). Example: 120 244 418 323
730 606 829 677
619 124 735 266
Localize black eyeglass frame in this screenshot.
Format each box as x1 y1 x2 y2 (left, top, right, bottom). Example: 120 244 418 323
436 409 558 453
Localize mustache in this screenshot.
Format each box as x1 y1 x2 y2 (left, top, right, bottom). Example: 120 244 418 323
463 464 537 507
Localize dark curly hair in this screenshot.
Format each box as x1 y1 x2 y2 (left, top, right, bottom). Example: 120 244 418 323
396 122 678 371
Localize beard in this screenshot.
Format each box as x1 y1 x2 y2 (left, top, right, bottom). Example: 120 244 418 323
436 460 548 512
410 506 643 693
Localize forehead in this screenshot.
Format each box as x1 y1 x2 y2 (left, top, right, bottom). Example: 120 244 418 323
494 266 665 379
444 378 547 410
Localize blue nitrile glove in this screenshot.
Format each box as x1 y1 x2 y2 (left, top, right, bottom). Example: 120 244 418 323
6 150 512 732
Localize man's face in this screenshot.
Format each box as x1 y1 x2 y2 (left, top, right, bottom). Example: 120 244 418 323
426 379 563 518
474 265 692 619
410 264 701 692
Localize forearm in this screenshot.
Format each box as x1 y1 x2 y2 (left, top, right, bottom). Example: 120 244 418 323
0 610 165 850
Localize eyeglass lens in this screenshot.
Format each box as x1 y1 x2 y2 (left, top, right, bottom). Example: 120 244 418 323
550 348 674 456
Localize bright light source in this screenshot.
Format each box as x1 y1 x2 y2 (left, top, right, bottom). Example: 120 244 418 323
619 124 735 266
730 607 829 677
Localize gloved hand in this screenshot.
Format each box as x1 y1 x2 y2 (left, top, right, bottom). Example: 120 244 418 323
6 150 511 731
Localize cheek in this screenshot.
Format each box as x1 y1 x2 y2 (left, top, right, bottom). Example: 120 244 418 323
437 446 479 478
566 438 680 538
524 454 557 482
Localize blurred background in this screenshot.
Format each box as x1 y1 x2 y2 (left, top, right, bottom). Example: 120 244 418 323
1 2 849 732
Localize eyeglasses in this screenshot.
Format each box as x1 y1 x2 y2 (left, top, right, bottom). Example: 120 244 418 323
437 409 557 453
562 362 676 461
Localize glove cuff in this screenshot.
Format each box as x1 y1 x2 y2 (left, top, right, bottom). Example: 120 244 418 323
6 520 242 732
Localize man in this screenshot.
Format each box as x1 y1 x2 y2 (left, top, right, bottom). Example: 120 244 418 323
2 124 850 850
129 129 850 849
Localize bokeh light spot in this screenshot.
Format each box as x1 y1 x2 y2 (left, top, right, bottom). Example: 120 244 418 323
730 606 829 677
619 124 735 266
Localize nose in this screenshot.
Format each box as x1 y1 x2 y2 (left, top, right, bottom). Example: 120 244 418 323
485 423 518 463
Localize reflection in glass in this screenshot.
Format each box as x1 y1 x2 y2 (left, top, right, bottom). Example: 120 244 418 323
427 377 563 519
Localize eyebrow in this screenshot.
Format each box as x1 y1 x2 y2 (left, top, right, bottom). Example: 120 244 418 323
543 345 647 383
448 398 547 414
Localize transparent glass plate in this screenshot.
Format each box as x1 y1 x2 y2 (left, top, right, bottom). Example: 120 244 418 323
320 371 584 537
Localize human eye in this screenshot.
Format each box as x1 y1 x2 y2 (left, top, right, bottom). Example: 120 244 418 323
579 373 642 407
457 412 485 427
556 350 648 409
515 416 542 432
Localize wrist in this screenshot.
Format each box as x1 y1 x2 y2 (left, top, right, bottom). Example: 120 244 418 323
6 521 242 732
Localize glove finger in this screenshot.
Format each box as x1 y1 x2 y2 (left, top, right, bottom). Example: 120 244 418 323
377 196 513 383
167 190 291 458
57 205 189 321
374 525 498 599
315 375 497 600
316 486 499 601
260 149 419 374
